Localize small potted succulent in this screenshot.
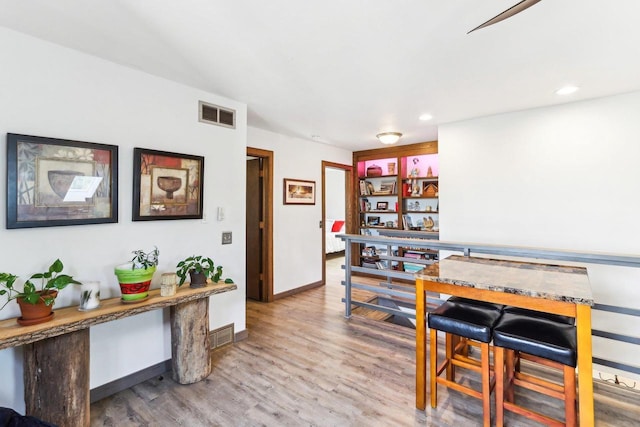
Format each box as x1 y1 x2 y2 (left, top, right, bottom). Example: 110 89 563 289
114 247 159 302
0 259 81 325
176 255 223 288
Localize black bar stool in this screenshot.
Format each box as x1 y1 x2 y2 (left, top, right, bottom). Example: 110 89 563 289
493 310 577 427
428 299 503 427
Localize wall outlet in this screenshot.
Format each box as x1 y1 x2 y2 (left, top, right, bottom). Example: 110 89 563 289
222 231 232 245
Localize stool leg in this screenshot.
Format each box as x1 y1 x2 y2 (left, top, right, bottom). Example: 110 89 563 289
505 349 515 403
445 333 455 381
495 346 505 427
430 327 438 408
565 365 577 427
481 342 491 427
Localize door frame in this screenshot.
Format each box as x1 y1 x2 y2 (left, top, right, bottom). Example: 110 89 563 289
247 147 274 302
322 161 353 285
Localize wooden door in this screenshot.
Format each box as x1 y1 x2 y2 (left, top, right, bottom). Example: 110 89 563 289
246 158 262 300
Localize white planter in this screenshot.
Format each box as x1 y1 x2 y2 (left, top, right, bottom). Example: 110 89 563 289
161 273 178 297
78 281 101 311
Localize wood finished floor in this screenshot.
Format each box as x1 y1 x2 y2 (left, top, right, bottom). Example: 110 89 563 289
90 256 640 426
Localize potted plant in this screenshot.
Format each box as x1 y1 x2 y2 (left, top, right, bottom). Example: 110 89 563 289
176 255 222 288
114 247 159 302
0 259 81 325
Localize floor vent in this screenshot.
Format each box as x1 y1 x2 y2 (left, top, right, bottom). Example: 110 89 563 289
210 323 234 349
199 101 236 129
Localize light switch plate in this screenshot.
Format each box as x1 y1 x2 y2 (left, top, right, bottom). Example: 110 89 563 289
222 231 232 245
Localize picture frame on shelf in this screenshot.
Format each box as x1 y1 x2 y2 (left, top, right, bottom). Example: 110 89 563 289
422 182 439 197
133 148 204 221
284 178 316 205
6 133 118 229
376 201 388 210
367 216 381 226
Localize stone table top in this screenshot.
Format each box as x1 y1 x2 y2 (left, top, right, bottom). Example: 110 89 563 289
416 255 593 306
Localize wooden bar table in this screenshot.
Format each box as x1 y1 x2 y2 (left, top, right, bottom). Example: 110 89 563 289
0 281 236 427
415 256 594 426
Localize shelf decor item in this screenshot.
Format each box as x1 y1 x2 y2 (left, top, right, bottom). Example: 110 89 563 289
114 247 159 302
423 183 438 197
6 133 118 229
160 273 178 296
0 259 81 325
133 148 204 221
78 280 101 311
387 162 396 174
366 164 383 177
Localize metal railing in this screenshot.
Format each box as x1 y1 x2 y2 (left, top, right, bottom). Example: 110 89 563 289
339 233 640 377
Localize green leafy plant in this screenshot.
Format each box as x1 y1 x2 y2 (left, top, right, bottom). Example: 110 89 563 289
130 246 159 270
176 255 222 286
0 259 81 310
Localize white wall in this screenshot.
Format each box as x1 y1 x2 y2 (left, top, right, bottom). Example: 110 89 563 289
247 127 351 294
325 168 346 220
439 90 640 381
0 27 247 410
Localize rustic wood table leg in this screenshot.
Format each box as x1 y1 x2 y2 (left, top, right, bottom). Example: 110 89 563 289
24 328 90 427
170 297 211 384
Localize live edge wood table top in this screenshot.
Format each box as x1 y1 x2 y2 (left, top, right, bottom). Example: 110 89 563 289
415 255 594 426
0 281 237 351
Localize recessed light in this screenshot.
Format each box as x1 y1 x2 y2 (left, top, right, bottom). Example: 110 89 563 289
555 85 579 96
419 113 433 121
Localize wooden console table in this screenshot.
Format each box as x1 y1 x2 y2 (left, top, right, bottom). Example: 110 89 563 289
0 282 237 427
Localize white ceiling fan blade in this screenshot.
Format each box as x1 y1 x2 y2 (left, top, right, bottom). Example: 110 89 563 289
468 0 542 34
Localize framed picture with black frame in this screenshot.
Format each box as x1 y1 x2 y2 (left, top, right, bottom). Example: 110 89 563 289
367 216 381 226
376 201 388 210
6 133 118 229
132 148 204 221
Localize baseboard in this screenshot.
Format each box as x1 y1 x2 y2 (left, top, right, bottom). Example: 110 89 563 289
90 359 172 403
273 280 324 300
91 326 247 402
235 329 249 342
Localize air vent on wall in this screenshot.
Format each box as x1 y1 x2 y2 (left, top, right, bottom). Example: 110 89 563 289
210 323 234 349
199 101 236 129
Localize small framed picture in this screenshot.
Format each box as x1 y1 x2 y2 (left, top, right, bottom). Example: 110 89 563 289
283 178 316 205
367 216 380 226
376 201 388 210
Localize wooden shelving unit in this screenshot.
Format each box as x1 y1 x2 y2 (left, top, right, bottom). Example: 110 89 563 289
351 141 440 271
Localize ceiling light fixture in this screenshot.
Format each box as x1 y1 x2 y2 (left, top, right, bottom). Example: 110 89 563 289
376 132 402 145
419 113 433 121
555 85 579 96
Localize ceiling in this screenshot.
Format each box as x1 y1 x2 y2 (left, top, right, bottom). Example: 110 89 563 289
1 1 640 151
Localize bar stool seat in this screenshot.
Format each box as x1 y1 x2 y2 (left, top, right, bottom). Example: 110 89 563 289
503 305 575 326
493 312 577 427
448 296 505 312
428 300 503 427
